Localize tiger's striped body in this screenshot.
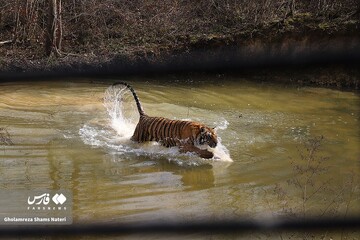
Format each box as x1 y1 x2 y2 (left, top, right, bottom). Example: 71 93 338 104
113 82 217 159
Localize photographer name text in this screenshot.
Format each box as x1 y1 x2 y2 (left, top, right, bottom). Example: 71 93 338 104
4 216 67 223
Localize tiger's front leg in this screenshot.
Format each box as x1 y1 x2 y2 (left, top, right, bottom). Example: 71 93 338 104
179 144 214 159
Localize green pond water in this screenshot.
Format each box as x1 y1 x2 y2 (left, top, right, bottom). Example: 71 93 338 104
0 77 359 229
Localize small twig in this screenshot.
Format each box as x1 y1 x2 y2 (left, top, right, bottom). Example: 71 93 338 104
341 174 355 240
0 127 14 146
305 178 332 201
0 40 13 46
320 188 345 217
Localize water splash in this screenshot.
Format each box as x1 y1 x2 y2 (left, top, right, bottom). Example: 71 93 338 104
79 85 233 163
103 85 137 140
210 136 232 162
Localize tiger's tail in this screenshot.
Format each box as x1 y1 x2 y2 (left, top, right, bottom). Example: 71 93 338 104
112 81 145 116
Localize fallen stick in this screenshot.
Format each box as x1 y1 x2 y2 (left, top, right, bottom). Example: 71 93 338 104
0 40 12 46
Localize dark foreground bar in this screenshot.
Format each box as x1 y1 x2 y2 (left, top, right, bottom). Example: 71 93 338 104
0 217 359 237
1 43 359 81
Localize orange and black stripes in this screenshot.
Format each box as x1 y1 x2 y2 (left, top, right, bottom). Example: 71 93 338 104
131 115 195 148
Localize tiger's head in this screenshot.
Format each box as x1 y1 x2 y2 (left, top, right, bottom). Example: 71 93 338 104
196 126 218 148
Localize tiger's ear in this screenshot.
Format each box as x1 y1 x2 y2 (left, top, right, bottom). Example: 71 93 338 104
200 127 206 133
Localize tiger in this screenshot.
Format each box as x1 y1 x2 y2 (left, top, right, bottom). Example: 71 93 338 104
112 82 218 159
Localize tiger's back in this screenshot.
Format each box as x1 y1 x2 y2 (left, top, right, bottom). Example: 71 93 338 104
131 114 197 147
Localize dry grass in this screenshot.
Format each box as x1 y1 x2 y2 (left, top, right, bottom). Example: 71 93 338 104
0 0 358 58
264 136 357 239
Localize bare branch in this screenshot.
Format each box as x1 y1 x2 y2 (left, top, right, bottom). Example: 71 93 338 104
0 40 13 46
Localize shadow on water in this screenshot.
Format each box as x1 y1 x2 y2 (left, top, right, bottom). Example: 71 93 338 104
103 153 215 190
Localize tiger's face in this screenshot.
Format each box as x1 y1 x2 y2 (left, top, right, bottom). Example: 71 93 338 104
197 126 218 148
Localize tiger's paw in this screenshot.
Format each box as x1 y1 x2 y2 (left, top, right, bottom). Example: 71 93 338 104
179 145 214 159
198 150 214 159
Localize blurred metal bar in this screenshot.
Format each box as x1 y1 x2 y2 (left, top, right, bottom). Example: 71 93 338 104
0 217 359 237
0 42 359 81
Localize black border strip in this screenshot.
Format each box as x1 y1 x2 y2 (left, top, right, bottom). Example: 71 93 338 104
0 217 359 237
1 45 359 81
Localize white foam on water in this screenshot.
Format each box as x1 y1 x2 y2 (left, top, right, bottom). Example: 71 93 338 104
103 86 136 140
209 137 233 162
79 85 233 164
